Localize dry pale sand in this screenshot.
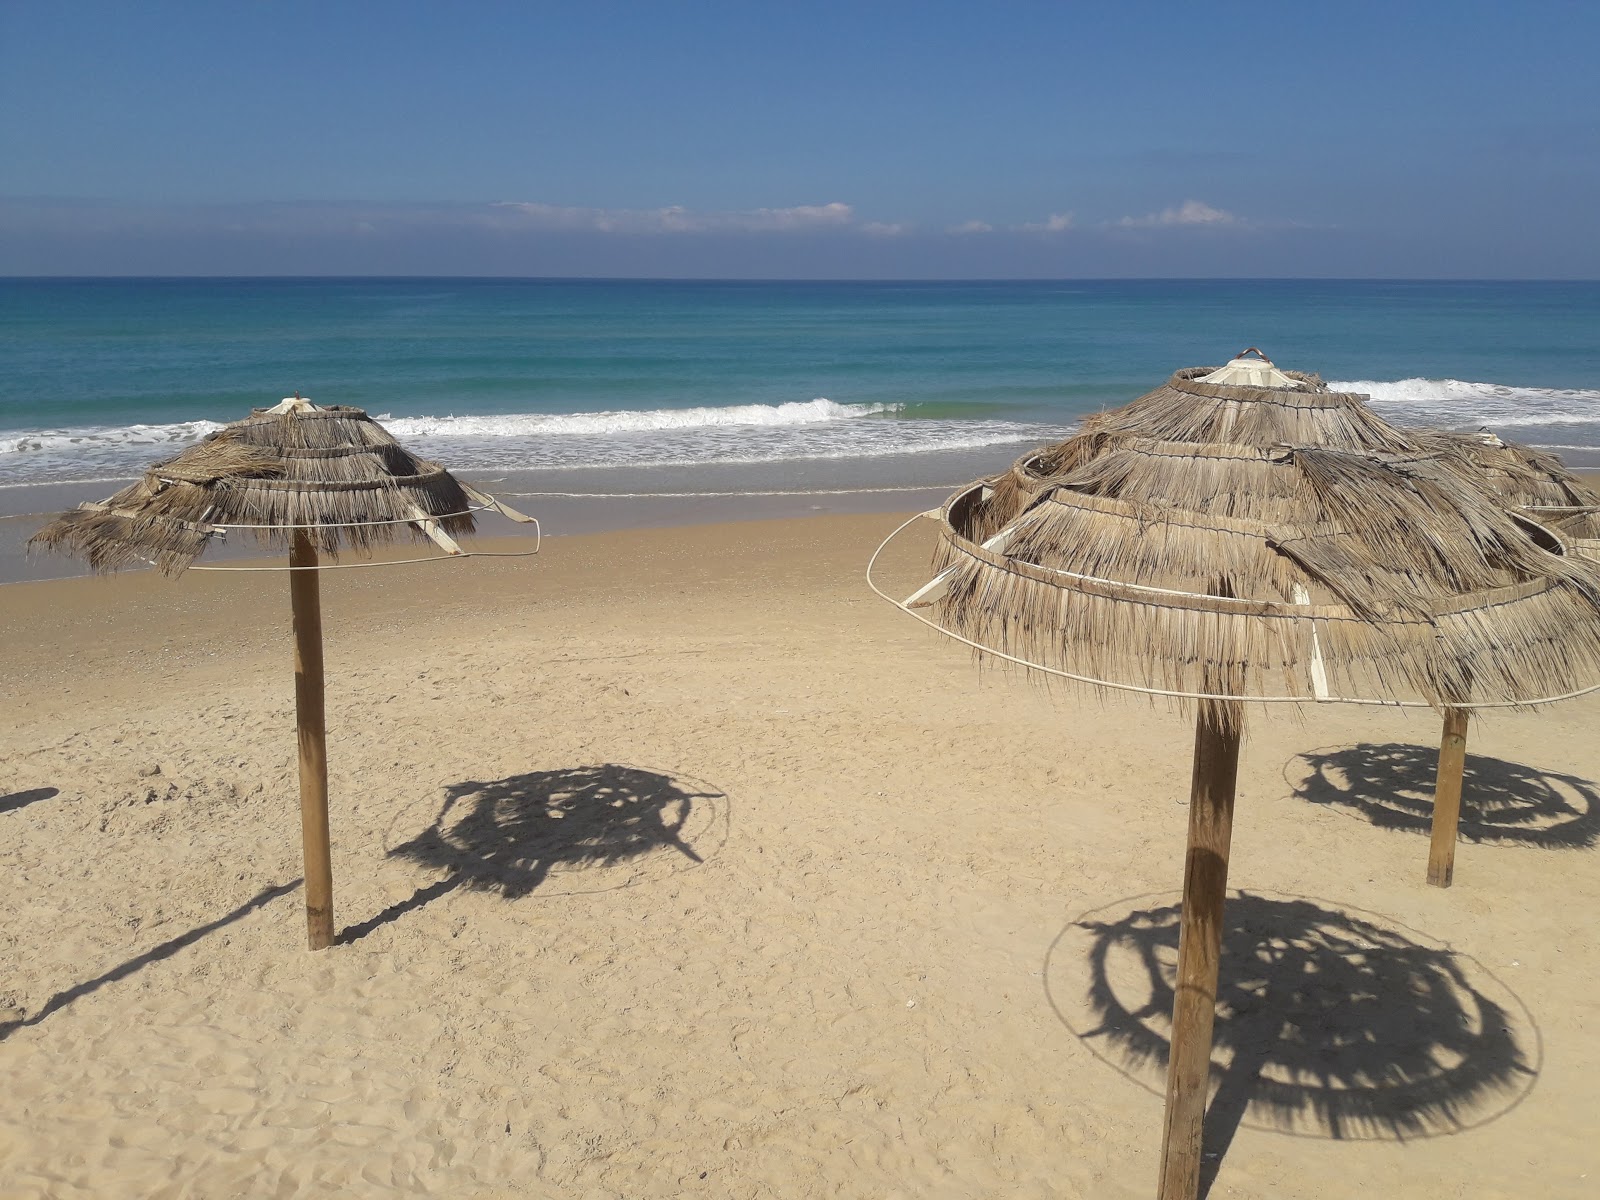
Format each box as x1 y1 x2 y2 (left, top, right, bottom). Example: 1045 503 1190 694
2 512 1598 1199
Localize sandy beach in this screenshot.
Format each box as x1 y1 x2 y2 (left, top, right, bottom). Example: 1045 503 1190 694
3 511 1599 1198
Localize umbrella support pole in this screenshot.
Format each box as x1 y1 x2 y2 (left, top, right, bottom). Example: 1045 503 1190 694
1426 708 1470 888
290 532 335 950
1157 697 1241 1200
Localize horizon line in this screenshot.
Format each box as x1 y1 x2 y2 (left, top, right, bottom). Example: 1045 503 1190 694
6 274 1600 285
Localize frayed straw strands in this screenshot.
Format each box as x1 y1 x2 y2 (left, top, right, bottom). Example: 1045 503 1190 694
963 367 1419 542
1411 429 1600 543
917 441 1600 713
1081 365 1419 451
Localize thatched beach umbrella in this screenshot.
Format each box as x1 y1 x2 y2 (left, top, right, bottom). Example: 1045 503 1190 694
962 353 1597 888
1395 429 1600 881
1416 429 1600 549
31 396 538 950
867 370 1600 1199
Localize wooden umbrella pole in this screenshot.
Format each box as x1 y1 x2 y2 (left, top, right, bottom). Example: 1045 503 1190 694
1426 707 1470 888
290 531 335 950
1157 696 1242 1200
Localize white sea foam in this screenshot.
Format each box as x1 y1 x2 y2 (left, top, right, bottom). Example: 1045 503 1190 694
0 419 226 456
400 416 1061 473
380 398 902 438
1331 378 1600 431
21 378 1594 490
0 401 884 458
0 399 1061 485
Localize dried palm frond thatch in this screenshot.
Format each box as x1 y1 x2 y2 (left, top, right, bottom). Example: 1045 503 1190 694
1081 366 1416 451
29 398 480 574
875 351 1600 726
883 353 1600 711
962 365 1426 541
923 440 1600 713
1413 429 1600 545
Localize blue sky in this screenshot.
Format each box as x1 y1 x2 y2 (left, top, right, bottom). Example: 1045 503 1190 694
3 1 1597 277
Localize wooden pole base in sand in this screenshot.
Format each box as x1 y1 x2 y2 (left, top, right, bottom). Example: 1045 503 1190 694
1426 708 1470 888
1157 697 1242 1200
290 531 334 950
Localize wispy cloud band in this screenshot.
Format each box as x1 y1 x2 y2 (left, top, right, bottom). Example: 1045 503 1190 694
488 200 858 234
1 196 1285 244
1016 212 1075 234
1114 199 1240 229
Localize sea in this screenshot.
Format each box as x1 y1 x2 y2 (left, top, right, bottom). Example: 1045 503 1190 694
4 279 1599 497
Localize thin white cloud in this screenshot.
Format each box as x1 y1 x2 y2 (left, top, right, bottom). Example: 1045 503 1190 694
948 219 994 234
1115 200 1239 229
0 197 917 243
1016 212 1074 234
490 200 856 234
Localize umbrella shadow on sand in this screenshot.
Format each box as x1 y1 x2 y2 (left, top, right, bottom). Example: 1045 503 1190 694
1288 744 1600 849
1045 892 1539 1199
341 764 726 944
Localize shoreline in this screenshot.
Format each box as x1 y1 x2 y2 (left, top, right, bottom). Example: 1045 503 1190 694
8 451 1599 586
0 445 1035 584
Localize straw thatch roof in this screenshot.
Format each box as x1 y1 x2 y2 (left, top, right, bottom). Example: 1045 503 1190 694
968 360 1600 550
1079 366 1418 451
968 365 1425 542
31 398 483 575
923 449 1600 714
889 360 1600 716
1411 430 1600 546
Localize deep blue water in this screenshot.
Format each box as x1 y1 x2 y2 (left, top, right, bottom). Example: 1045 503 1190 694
3 278 1598 484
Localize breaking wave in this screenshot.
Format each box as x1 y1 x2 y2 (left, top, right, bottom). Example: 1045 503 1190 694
1331 378 1600 431
1 419 227 457
379 398 902 437
0 398 1063 484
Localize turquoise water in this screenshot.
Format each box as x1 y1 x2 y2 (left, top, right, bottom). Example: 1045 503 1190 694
3 278 1599 484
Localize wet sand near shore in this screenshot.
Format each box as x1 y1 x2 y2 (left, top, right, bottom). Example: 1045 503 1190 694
0 446 1024 584
3 512 1599 1198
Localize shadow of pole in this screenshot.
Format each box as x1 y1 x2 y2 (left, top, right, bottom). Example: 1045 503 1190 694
1288 743 1600 848
1048 891 1540 1196
342 763 724 944
338 876 465 945
0 879 302 1041
1 786 61 815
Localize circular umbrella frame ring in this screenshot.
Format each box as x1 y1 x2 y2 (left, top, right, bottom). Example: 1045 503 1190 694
867 508 1600 711
185 510 542 571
